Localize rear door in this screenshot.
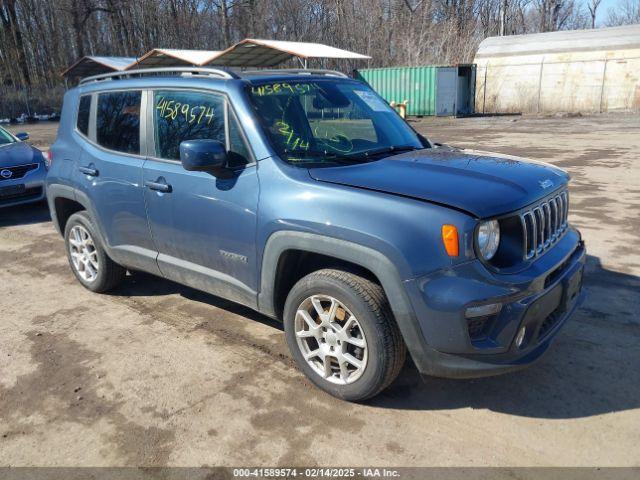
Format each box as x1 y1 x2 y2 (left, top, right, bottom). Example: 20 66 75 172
142 89 259 307
73 89 160 274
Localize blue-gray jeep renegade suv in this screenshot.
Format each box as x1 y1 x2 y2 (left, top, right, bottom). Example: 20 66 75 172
46 67 585 401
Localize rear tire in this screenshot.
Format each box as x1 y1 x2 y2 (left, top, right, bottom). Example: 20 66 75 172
283 269 406 401
64 211 125 293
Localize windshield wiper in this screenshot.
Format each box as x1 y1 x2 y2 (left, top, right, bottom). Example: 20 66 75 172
282 149 364 164
360 144 421 159
282 144 422 164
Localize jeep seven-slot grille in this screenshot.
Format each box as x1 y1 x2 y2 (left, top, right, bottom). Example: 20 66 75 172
520 190 569 260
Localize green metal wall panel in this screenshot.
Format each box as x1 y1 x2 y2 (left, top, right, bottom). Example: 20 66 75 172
355 66 438 116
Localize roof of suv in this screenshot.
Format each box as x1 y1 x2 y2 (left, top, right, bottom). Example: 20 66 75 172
77 67 352 87
236 69 350 82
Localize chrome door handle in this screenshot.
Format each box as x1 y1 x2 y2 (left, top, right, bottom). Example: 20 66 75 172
79 166 99 176
145 180 172 193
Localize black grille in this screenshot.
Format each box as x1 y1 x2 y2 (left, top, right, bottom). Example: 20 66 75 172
0 163 39 181
538 310 561 339
0 186 42 205
467 315 492 340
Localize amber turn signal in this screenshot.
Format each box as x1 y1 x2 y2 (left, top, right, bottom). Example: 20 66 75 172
441 224 459 257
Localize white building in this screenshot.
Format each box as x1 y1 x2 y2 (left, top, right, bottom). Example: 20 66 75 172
474 24 640 114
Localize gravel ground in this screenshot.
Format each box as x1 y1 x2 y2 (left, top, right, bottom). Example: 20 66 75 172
1 115 639 467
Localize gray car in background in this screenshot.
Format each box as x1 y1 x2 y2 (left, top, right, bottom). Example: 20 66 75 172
0 126 48 208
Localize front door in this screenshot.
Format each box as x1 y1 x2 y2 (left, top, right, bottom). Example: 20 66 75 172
142 89 259 307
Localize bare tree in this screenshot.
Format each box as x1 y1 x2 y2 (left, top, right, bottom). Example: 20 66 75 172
499 0 508 35
605 0 640 25
0 0 607 116
587 0 602 28
0 0 31 85
535 0 586 32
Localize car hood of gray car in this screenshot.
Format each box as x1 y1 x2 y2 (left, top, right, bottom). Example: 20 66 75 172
308 147 569 218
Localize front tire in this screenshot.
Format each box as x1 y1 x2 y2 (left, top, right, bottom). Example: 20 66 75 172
284 269 406 401
64 211 125 292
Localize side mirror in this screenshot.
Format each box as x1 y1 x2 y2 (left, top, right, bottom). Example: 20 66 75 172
179 139 227 173
16 132 29 141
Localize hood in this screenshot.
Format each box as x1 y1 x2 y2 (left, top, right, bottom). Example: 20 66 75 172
308 147 569 218
0 142 38 168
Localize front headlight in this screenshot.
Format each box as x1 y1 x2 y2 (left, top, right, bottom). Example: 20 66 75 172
42 151 50 169
477 220 500 260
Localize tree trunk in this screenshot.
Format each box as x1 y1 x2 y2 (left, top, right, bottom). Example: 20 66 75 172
220 0 231 46
1 0 32 86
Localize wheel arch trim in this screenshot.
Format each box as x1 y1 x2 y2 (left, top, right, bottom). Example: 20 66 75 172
258 231 430 366
46 184 77 235
47 184 110 251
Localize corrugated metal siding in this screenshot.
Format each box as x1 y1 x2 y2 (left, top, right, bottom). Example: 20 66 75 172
355 66 437 116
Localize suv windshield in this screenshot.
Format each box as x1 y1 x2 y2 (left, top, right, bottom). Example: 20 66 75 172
0 126 17 146
247 79 425 165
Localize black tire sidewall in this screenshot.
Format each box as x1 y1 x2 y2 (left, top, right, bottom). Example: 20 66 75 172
284 273 390 401
64 211 111 292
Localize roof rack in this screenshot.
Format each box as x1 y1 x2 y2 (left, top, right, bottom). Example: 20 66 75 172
238 68 349 78
79 66 239 85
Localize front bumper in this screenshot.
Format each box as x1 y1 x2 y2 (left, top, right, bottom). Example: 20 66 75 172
404 228 586 378
0 163 47 208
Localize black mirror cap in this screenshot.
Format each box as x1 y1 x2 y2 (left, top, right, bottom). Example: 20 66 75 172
179 139 227 173
16 132 29 141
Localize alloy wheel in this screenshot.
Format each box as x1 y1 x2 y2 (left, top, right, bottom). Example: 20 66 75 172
295 295 368 385
68 225 99 282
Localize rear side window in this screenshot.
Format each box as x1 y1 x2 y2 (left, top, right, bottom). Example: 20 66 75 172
153 90 225 161
96 91 141 154
77 95 91 136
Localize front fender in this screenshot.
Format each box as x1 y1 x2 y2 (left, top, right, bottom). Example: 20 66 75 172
258 230 431 370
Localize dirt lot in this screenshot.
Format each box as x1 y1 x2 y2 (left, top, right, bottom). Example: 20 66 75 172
1 115 639 467
3 122 57 150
